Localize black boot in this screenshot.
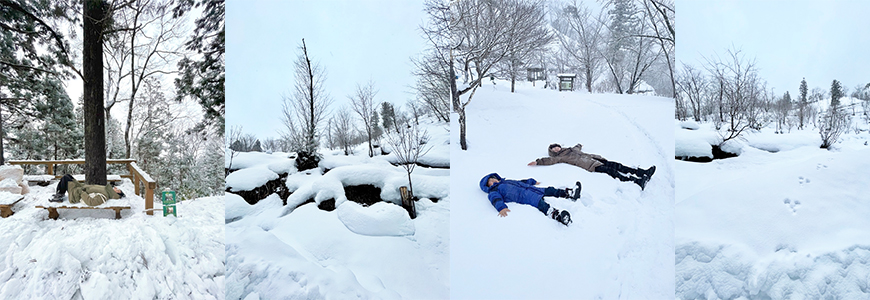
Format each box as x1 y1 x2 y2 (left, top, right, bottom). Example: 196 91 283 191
566 181 582 200
548 208 572 226
634 176 649 190
642 166 656 179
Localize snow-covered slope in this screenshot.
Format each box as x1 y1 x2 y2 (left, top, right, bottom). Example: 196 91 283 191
675 114 870 299
225 122 450 300
0 180 224 299
450 80 675 299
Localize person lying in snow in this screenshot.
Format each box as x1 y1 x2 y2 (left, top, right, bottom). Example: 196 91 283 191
528 143 656 190
49 174 125 206
479 173 580 226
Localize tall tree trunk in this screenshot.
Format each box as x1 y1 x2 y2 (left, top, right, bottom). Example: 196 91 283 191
0 104 4 165
83 0 108 185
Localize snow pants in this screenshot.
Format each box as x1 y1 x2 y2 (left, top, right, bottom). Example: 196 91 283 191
535 187 567 214
594 159 641 182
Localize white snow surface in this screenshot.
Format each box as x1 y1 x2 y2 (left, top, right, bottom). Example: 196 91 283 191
676 116 870 299
226 121 450 299
0 180 225 299
450 79 675 299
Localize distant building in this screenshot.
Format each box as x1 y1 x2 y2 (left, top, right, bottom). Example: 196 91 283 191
557 74 576 91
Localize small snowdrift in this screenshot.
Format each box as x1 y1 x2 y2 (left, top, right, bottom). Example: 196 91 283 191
0 180 224 299
226 121 450 299
450 79 675 299
675 110 870 299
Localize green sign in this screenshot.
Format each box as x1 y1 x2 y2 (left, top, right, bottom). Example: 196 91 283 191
162 191 177 217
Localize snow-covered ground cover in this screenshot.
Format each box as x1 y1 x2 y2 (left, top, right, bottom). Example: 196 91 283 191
450 79 675 299
675 101 870 299
0 179 225 299
225 123 450 299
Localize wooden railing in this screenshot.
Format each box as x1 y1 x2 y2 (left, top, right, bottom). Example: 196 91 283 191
8 159 159 215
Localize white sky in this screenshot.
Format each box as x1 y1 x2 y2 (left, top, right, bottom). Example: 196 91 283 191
226 0 427 140
678 0 870 97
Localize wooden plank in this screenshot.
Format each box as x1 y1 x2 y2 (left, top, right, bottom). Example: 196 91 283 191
145 187 154 216
35 205 131 220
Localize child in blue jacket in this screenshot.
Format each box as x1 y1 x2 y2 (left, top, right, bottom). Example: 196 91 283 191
479 173 580 226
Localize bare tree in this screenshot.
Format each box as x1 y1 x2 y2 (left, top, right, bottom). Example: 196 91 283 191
102 0 187 158
498 0 553 93
411 50 451 123
331 107 356 155
819 106 849 149
281 39 332 170
387 123 432 200
640 0 675 97
676 64 706 122
349 81 378 157
704 48 763 144
553 1 605 93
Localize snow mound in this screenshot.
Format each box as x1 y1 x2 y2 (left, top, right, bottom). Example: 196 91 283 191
680 120 700 130
226 166 278 192
677 242 870 300
227 151 296 174
336 201 415 236
0 181 224 299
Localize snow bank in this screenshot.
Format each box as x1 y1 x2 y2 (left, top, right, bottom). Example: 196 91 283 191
226 166 278 192
336 201 415 236
226 151 296 175
0 181 224 299
676 116 870 298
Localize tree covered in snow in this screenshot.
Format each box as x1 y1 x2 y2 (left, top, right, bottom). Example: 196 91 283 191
552 1 605 93
830 79 843 108
798 78 809 129
281 39 332 170
349 81 379 157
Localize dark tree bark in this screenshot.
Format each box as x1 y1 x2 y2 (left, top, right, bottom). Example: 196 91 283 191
83 0 108 185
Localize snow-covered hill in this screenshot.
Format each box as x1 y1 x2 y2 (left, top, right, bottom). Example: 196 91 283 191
0 180 225 299
225 123 450 299
450 80 675 299
675 108 870 299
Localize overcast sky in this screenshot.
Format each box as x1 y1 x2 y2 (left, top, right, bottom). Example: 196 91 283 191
678 0 870 96
226 0 427 140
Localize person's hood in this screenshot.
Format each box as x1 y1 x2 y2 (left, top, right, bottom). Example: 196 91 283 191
479 173 502 192
548 145 566 157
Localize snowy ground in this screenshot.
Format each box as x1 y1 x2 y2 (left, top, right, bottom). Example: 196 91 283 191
225 123 450 300
0 179 225 299
450 80 675 299
675 109 870 299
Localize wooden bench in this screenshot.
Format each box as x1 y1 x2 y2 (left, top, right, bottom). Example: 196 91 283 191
0 192 25 218
35 199 132 220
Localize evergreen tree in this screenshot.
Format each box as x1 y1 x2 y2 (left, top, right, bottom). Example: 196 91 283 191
799 78 808 129
252 140 262 152
831 79 843 107
371 111 383 142
381 102 396 133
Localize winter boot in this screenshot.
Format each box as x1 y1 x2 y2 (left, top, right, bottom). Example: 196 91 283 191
49 193 65 203
548 207 572 226
565 181 582 200
642 166 656 179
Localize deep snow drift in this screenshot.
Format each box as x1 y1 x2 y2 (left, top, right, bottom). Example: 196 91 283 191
225 123 450 299
450 80 675 299
0 179 225 299
675 100 870 299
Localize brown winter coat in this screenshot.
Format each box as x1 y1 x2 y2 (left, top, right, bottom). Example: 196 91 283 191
535 144 606 172
67 180 121 206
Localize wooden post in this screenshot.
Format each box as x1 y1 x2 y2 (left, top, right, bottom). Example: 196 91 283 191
399 186 416 219
145 184 153 216
46 164 54 176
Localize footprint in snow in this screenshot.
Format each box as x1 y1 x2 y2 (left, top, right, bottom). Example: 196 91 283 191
798 176 810 185
816 163 828 170
783 198 801 214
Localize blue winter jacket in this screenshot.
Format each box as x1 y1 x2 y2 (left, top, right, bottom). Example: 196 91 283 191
479 173 545 212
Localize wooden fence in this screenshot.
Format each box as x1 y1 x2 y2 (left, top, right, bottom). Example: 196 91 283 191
8 159 159 215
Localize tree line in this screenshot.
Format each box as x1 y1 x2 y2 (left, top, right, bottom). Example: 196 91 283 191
675 47 870 149
0 0 225 200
